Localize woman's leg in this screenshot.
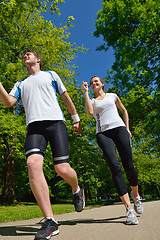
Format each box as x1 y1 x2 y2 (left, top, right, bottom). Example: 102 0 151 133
96 132 129 198
114 127 138 188
97 131 139 224
113 127 143 214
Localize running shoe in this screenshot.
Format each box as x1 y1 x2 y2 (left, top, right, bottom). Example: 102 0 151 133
126 207 138 225
131 191 143 214
34 218 59 240
72 188 85 212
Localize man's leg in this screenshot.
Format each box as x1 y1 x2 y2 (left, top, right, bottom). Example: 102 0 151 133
25 122 59 239
54 162 79 192
54 162 85 212
27 154 54 218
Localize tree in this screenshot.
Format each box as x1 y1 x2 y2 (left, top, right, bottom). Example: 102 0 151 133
94 0 160 116
0 107 26 204
0 0 134 205
94 0 160 91
0 0 82 204
93 0 160 198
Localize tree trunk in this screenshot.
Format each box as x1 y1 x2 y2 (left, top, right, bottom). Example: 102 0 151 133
2 153 16 204
155 185 160 199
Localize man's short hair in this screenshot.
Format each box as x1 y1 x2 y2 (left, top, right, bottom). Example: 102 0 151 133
23 49 43 69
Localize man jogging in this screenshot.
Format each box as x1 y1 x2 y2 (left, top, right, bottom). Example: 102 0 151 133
0 50 85 240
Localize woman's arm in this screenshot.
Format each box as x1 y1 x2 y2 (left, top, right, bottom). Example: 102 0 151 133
82 82 93 115
115 95 132 138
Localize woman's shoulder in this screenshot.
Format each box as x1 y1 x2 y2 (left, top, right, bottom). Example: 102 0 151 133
90 97 95 103
106 92 117 98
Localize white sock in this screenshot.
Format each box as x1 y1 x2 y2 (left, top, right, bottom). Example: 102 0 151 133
46 217 58 224
72 186 80 195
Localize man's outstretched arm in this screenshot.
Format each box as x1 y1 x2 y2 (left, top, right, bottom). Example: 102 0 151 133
0 82 18 107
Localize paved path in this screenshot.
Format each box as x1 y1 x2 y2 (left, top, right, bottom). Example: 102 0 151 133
0 200 160 240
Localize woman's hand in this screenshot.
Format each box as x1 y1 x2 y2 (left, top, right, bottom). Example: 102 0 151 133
82 81 88 92
127 128 132 138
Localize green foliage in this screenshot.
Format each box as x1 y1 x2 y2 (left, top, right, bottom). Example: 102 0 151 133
1 0 158 204
0 0 112 203
0 0 84 203
94 0 160 91
0 107 27 200
94 0 160 198
0 0 80 92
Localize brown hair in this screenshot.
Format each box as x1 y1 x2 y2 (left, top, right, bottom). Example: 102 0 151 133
90 76 104 90
23 49 43 69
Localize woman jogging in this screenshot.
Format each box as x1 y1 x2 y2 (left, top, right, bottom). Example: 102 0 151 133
82 76 143 225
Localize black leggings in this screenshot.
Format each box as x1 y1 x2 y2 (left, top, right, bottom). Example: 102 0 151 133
96 126 138 196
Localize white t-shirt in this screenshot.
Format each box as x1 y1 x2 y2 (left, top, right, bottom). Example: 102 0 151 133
91 93 125 134
9 71 66 126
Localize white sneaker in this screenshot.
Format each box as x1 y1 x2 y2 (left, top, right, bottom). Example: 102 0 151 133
126 207 138 225
131 191 143 214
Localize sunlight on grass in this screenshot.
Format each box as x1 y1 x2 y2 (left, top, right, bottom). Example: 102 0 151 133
0 203 75 223
0 202 104 223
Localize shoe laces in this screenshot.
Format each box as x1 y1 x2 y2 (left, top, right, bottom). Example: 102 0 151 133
38 218 52 230
126 207 135 217
134 196 142 206
73 192 82 202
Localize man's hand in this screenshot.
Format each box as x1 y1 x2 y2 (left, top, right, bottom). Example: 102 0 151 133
73 122 82 135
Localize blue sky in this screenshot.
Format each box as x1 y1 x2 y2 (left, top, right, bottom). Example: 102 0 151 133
44 0 115 87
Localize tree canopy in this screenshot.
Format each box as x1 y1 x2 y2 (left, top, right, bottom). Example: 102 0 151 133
0 0 81 203
94 0 160 137
94 0 160 92
0 0 81 92
0 0 159 205
94 0 160 197
0 0 107 204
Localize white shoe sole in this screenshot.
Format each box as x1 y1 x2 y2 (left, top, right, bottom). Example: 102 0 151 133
126 220 138 225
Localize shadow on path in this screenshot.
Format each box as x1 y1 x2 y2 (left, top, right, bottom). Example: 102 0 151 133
0 215 127 237
0 224 38 236
58 215 127 226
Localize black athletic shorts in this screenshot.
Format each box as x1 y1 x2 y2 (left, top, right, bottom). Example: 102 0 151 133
25 120 69 165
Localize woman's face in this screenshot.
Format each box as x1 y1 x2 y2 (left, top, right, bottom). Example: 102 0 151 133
90 77 104 91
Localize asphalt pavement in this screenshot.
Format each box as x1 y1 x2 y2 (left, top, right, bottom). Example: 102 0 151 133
0 200 160 240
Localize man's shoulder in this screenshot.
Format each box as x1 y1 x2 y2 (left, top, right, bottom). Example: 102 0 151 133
43 70 57 75
43 70 62 82
13 77 27 87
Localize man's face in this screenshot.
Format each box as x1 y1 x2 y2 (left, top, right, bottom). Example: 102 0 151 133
23 52 37 67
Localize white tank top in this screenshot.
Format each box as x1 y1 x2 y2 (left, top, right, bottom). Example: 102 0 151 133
91 93 125 134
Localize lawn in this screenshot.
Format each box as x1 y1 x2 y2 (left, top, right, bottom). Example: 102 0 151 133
0 202 104 223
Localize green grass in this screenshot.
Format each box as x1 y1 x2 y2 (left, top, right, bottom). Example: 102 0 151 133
0 203 74 223
0 202 105 223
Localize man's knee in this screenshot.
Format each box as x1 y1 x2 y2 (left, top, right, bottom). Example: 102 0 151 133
27 154 43 172
54 163 71 177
